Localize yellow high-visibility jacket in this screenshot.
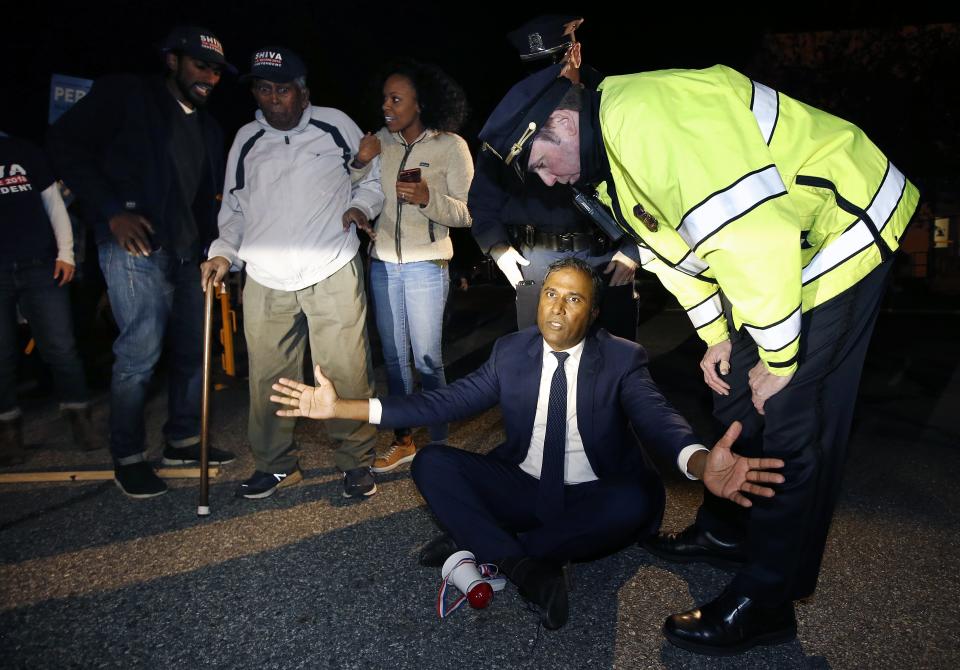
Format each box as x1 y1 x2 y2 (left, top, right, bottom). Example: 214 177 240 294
595 65 918 375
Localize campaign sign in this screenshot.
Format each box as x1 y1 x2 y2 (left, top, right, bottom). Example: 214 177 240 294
49 74 93 124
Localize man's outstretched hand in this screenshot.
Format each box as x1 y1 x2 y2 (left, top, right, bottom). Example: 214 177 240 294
698 421 785 508
271 365 339 419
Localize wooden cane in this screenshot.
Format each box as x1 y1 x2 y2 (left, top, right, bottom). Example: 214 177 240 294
198 280 215 516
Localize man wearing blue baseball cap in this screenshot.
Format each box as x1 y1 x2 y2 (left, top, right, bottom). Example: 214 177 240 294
201 47 384 500
48 25 237 499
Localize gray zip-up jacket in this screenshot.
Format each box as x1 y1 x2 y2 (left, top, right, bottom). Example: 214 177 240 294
210 106 384 291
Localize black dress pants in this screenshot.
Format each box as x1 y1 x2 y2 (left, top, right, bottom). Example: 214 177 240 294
695 259 893 604
412 444 664 564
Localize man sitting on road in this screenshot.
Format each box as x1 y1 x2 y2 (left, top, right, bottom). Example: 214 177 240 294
269 258 784 629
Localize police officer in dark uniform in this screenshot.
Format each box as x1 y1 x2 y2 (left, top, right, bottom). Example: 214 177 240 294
468 16 639 338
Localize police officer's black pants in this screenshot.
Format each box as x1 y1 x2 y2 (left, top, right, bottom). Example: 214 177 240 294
695 258 893 605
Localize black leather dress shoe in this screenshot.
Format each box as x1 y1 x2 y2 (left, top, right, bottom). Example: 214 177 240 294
418 534 458 568
663 590 797 656
502 557 569 630
643 524 746 569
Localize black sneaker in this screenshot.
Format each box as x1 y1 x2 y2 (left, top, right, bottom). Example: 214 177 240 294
342 467 377 498
114 462 168 499
235 468 303 499
162 443 236 466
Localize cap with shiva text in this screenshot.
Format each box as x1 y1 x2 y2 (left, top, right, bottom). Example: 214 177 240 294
160 26 237 74
506 15 583 62
240 47 308 83
477 64 572 178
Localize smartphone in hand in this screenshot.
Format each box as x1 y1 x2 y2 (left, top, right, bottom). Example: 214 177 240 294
397 168 421 183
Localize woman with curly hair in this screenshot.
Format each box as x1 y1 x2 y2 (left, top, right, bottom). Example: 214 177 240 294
350 61 473 473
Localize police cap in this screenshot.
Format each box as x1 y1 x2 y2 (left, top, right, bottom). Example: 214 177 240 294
506 15 584 62
478 64 572 178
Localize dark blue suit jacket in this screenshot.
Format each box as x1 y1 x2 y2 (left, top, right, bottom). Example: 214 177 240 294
380 327 698 480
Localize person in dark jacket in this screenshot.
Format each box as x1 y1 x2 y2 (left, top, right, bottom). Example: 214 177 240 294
469 15 640 338
0 134 96 463
47 25 237 498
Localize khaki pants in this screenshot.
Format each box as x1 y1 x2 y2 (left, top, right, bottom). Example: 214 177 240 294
243 253 377 473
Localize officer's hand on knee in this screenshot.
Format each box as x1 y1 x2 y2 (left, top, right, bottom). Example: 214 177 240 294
748 362 794 414
700 340 732 395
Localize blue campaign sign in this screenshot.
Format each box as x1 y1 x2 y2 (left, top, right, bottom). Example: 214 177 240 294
49 74 93 124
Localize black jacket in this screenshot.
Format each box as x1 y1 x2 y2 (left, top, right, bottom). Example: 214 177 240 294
47 74 224 254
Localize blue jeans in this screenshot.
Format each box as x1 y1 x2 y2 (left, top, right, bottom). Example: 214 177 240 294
0 259 89 416
370 259 449 444
98 242 203 463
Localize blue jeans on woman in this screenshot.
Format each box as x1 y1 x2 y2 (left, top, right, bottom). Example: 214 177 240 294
98 241 203 463
370 259 449 444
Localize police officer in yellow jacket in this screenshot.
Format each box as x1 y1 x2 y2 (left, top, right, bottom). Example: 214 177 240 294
478 64 918 654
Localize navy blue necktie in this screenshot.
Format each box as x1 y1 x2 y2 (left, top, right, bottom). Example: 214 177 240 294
537 351 569 523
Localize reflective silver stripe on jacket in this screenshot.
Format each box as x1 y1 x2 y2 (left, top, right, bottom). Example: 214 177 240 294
801 162 906 284
751 81 779 145
637 245 656 267
687 293 724 329
678 165 788 252
744 307 801 352
639 243 710 279
676 250 710 277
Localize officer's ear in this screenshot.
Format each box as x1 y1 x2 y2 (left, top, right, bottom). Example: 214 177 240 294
547 109 579 138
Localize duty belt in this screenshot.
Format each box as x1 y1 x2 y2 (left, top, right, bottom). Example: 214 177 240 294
509 224 611 255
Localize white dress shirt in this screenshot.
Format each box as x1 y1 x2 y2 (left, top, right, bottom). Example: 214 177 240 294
518 340 596 484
